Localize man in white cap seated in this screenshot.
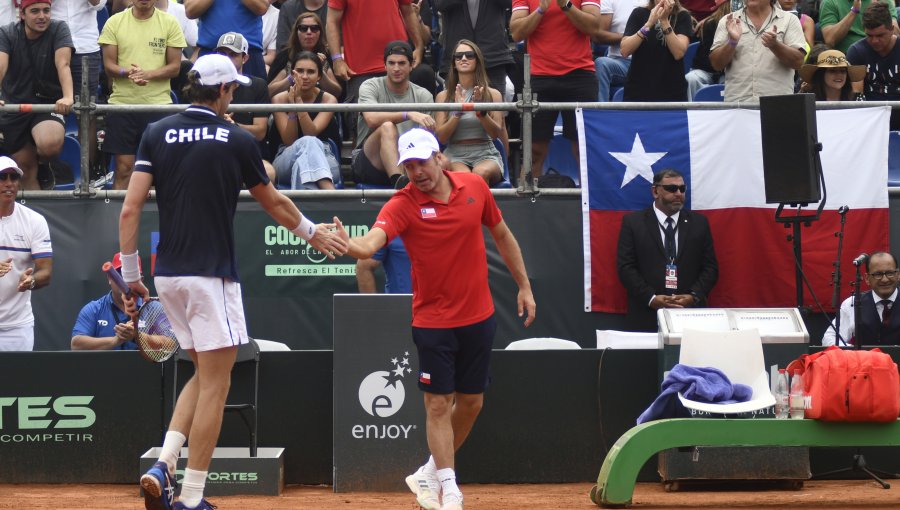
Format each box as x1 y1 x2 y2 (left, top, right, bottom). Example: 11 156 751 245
335 128 535 510
0 156 53 351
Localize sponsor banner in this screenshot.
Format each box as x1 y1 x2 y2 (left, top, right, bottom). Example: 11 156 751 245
333 294 427 492
0 351 161 483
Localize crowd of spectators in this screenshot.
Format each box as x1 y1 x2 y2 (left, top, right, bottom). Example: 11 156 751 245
0 0 898 193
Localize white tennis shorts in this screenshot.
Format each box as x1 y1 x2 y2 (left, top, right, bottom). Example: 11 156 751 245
0 324 34 351
155 276 248 352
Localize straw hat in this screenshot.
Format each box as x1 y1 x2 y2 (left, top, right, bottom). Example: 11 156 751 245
799 49 866 83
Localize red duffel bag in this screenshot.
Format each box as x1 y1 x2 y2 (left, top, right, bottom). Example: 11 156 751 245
786 346 900 422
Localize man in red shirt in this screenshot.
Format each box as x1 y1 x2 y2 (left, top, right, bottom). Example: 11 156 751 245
337 128 536 510
510 0 599 181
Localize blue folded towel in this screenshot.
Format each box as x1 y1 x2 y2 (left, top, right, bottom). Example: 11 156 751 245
637 364 753 424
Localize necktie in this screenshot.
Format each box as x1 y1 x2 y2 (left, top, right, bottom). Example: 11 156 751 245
664 217 676 261
881 300 893 330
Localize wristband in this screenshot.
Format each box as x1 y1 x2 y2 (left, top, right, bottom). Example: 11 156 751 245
119 68 126 77
287 74 295 86
403 111 408 121
536 6 544 14
728 38 738 47
639 26 650 38
331 53 344 60
120 251 142 283
453 111 464 118
287 113 298 120
851 6 860 13
291 214 316 242
28 278 35 290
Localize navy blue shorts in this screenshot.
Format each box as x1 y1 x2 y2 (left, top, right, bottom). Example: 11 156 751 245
412 315 496 395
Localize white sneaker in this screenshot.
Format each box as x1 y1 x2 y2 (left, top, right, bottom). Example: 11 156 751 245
440 491 463 510
405 466 442 510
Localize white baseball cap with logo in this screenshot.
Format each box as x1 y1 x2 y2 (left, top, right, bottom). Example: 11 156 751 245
191 54 251 86
397 129 440 165
0 156 23 176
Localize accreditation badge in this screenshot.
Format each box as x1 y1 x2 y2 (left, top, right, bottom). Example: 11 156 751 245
665 264 678 290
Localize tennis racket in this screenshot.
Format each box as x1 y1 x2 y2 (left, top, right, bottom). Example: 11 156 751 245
103 262 179 363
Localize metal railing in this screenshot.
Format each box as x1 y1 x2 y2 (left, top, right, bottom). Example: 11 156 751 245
8 55 900 199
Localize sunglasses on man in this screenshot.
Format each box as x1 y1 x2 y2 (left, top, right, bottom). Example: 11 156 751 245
655 184 686 193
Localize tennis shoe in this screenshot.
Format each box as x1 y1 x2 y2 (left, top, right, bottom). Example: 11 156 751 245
440 491 463 510
405 466 442 510
173 500 217 510
140 461 177 510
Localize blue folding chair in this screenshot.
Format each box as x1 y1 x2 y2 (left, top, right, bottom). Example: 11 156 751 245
64 113 78 136
684 41 699 74
55 134 82 190
692 84 725 102
492 138 512 189
325 138 344 189
541 134 581 187
888 131 900 186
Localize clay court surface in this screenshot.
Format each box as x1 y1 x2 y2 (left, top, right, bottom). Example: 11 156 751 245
2 480 900 509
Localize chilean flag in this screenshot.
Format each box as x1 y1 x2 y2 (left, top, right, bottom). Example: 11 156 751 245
579 107 890 313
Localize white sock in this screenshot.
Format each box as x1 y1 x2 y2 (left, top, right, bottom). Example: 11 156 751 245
436 467 459 496
178 468 207 508
158 431 186 474
424 456 437 474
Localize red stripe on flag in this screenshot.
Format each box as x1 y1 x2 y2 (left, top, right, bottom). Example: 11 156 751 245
590 210 628 313
588 208 888 313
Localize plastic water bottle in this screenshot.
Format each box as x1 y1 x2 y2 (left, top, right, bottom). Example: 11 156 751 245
773 369 790 419
789 372 805 419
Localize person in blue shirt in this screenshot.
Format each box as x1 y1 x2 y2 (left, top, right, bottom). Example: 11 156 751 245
71 252 139 350
356 237 412 294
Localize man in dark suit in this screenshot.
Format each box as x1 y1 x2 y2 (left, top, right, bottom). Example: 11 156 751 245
616 169 719 332
823 251 900 346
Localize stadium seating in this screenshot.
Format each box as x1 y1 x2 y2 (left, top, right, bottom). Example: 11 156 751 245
692 83 725 102
55 134 82 191
888 131 900 186
684 41 699 74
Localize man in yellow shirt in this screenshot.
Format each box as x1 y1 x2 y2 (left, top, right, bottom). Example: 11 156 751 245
99 0 185 189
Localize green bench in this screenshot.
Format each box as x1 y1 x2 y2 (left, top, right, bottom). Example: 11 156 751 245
591 418 900 507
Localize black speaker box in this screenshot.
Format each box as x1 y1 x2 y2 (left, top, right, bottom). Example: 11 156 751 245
760 94 822 204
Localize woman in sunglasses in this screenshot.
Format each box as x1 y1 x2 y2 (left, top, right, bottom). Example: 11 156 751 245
434 40 504 186
619 0 692 101
267 12 341 99
271 51 342 189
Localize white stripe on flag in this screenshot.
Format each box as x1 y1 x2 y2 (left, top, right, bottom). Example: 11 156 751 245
689 107 889 211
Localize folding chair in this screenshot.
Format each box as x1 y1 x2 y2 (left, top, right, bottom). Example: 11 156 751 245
173 338 261 456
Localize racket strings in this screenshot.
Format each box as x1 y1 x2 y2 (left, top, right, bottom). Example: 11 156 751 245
137 300 178 362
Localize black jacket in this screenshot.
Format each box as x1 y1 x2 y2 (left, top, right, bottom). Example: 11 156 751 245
434 0 513 73
616 207 719 332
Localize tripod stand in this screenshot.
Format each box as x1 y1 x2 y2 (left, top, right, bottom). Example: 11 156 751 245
813 263 896 489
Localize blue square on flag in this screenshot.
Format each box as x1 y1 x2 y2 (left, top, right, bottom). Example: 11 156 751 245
583 110 691 211
420 207 437 219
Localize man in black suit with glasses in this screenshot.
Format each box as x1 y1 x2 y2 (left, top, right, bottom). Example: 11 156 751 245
616 168 719 332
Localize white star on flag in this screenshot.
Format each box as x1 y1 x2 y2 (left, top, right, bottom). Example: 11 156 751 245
609 133 667 188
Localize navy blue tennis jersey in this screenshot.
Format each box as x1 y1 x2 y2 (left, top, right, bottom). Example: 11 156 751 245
134 105 269 282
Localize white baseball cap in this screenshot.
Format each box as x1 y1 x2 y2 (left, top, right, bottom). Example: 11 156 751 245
0 156 23 176
397 129 439 165
191 54 251 86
